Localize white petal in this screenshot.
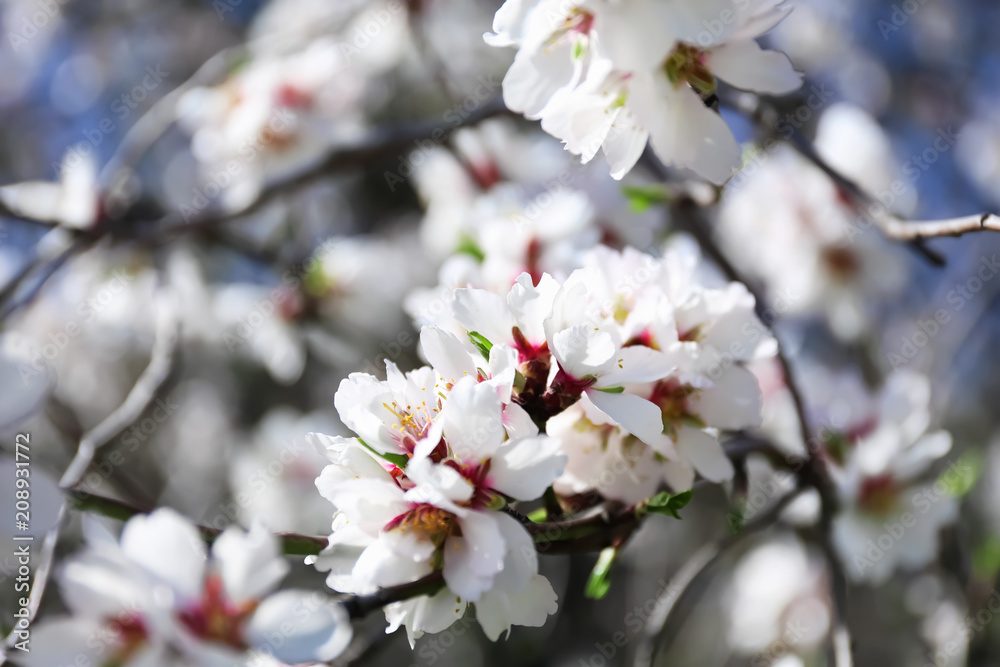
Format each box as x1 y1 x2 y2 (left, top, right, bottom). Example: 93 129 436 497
489 436 566 501
707 39 802 95
487 343 518 402
675 427 734 482
586 390 665 446
502 42 576 118
484 0 541 46
475 573 558 641
443 512 505 600
318 477 409 527
441 377 505 461
59 552 150 617
507 272 559 344
247 591 353 663
595 346 675 387
120 508 206 601
593 0 678 70
551 325 616 377
894 430 952 481
308 433 391 480
420 326 478 382
503 401 539 439
633 76 740 185
491 512 537 592
14 617 108 667
212 522 289 604
385 587 467 648
688 365 762 430
333 373 395 453
604 118 649 180
404 456 474 506
454 288 514 346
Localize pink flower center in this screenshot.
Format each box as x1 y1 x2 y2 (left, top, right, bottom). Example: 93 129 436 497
385 504 457 547
649 378 703 439
858 474 900 517
177 574 257 650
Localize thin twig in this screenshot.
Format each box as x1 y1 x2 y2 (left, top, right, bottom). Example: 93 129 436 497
643 147 850 666
633 490 802 667
0 234 94 321
141 98 512 241
0 286 181 657
728 92 996 254
59 289 180 488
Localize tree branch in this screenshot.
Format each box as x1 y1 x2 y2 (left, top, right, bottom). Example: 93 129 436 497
139 98 512 241
59 288 180 489
633 489 802 667
642 148 851 666
728 91 996 258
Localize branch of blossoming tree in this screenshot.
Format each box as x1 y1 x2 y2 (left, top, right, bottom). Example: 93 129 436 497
0 233 96 321
58 488 698 626
98 45 250 205
632 488 803 667
98 3 380 208
643 155 853 665
819 530 854 667
725 91 1000 262
723 433 797 471
641 156 840 512
2 287 179 655
60 289 180 488
66 488 678 561
131 98 513 243
61 495 440 621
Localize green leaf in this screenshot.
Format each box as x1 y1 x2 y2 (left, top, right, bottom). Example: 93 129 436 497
585 547 618 600
593 385 625 393
468 331 493 360
726 507 746 535
527 507 548 522
358 438 408 469
937 450 983 498
456 235 486 263
622 185 672 213
639 489 693 520
974 536 1000 579
483 492 507 511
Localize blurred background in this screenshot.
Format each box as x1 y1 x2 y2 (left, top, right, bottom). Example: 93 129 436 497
1 0 1000 665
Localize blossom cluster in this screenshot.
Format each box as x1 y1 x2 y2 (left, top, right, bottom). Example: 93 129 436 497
307 241 771 642
24 510 351 667
828 371 958 584
486 0 802 182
